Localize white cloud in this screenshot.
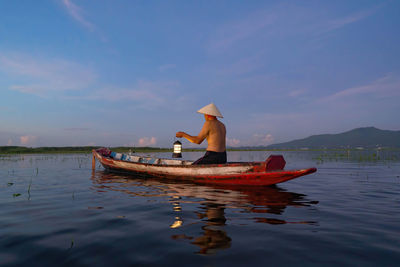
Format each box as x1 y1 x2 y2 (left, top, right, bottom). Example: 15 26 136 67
226 137 240 147
208 3 380 53
321 72 400 103
243 112 316 143
288 89 307 97
64 128 90 131
20 135 38 146
0 52 185 108
138 137 157 146
215 52 268 77
209 9 277 51
92 87 163 103
83 80 182 109
159 64 176 72
250 112 304 126
62 0 95 31
322 7 379 34
0 52 96 96
123 142 136 147
230 133 274 147
61 0 107 42
252 133 274 146
7 139 13 146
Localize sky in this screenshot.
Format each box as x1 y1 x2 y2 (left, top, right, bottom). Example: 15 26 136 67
0 0 399 148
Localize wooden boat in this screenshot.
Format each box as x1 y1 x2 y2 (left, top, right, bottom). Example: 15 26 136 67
92 148 317 186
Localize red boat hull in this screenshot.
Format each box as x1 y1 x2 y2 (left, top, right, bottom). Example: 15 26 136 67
93 150 316 186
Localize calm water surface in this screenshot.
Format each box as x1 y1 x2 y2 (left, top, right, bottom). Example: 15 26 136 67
1 150 399 266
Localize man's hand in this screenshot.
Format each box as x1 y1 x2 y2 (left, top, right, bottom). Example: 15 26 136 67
176 126 207 144
176 131 185 138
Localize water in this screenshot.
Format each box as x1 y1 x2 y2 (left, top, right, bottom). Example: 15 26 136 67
1 150 399 266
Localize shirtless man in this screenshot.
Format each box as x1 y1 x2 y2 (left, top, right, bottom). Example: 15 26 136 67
176 103 227 165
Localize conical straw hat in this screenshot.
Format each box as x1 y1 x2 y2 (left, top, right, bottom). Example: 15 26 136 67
197 103 223 118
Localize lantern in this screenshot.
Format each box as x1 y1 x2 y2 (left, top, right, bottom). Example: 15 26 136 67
172 140 182 158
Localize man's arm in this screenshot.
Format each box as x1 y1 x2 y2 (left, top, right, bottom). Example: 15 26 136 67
176 121 209 144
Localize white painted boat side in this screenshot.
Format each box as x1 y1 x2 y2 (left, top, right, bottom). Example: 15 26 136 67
113 160 254 176
95 151 258 176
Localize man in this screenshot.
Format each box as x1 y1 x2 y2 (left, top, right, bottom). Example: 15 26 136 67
176 103 227 165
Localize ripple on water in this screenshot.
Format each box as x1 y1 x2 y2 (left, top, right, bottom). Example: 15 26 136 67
1 152 400 266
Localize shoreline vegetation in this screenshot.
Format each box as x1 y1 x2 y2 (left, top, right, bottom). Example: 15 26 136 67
0 146 399 155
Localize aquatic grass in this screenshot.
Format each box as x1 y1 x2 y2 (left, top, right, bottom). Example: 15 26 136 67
76 156 88 168
312 149 400 165
28 177 32 200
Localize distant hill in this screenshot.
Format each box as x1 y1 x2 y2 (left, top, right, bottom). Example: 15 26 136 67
266 127 400 149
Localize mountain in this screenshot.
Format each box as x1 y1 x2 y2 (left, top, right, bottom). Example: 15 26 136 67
266 127 400 149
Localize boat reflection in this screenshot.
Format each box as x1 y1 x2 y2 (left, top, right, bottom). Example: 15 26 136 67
91 171 318 254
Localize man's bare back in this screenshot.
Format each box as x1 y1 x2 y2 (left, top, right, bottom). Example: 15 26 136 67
201 119 226 152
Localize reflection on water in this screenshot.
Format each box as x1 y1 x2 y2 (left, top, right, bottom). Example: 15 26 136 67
2 152 399 265
192 203 230 254
171 203 231 254
91 170 318 254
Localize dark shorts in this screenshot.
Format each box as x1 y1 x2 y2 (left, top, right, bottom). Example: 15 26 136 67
193 151 227 165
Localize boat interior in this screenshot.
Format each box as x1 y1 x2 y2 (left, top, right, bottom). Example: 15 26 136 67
110 152 193 165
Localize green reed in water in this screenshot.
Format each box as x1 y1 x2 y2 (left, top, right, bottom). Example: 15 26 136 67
313 149 399 164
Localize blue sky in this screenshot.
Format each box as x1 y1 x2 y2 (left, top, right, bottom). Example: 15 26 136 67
1 0 399 148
